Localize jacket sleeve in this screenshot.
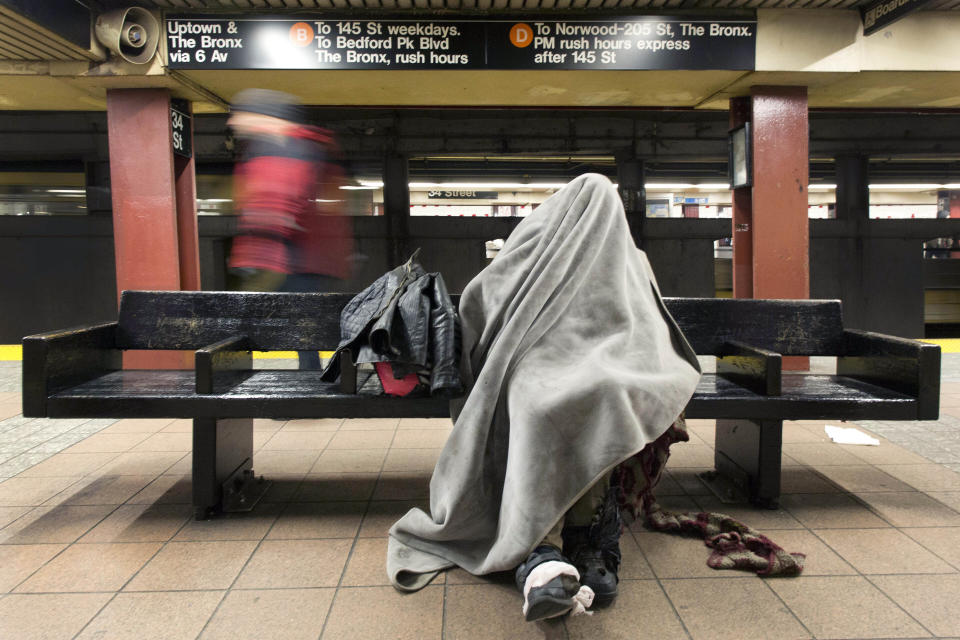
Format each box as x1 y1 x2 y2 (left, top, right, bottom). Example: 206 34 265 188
427 273 463 397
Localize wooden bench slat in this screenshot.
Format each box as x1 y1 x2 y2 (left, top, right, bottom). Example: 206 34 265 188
116 291 347 351
51 370 196 397
686 374 916 421
115 292 846 357
664 297 844 355
47 370 915 422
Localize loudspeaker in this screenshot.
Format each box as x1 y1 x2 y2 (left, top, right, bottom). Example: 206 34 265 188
94 7 159 64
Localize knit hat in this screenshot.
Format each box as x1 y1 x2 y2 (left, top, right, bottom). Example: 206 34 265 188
230 89 306 124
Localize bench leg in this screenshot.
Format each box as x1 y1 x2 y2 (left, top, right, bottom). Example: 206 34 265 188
708 418 782 509
192 418 269 519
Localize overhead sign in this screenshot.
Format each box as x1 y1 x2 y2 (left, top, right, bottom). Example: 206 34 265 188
428 189 499 200
165 16 755 71
861 0 931 35
170 99 192 158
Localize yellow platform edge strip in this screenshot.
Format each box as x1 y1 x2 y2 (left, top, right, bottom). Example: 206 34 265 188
4 343 960 361
0 345 21 361
254 351 336 360
923 339 960 352
0 346 333 361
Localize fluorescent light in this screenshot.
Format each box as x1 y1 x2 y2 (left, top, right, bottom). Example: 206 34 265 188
693 183 730 190
343 180 569 191
808 184 837 191
868 184 941 190
409 182 568 190
942 184 960 189
47 189 86 194
340 185 380 190
646 183 694 190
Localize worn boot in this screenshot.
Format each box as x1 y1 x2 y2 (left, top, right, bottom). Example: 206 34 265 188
561 487 622 607
515 544 591 622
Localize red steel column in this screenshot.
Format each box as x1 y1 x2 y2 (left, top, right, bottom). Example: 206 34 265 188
107 88 198 368
174 100 201 292
731 87 810 369
750 86 809 303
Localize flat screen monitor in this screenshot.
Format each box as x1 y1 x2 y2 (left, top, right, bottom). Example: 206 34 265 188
729 124 751 189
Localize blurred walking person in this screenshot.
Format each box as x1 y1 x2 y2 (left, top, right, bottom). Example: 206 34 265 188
228 89 353 369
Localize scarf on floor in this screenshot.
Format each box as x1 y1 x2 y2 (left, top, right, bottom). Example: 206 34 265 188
614 415 805 576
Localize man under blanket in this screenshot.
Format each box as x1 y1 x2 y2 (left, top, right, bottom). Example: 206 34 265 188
386 173 801 622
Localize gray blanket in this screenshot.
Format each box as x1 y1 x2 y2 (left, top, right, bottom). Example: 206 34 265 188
387 174 701 591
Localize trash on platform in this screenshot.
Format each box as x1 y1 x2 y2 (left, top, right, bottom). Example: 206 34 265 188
824 425 880 446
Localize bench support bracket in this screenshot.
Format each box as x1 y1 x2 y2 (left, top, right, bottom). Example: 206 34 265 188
192 417 268 519
221 467 270 514
709 418 782 509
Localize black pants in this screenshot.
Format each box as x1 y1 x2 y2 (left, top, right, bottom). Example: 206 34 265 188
280 273 341 370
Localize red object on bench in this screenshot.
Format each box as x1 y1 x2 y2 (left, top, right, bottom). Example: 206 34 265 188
375 362 419 396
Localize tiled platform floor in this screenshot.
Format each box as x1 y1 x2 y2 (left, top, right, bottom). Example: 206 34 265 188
3 358 960 639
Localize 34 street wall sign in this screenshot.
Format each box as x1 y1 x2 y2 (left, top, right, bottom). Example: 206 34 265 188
165 16 755 71
170 99 191 158
428 189 499 199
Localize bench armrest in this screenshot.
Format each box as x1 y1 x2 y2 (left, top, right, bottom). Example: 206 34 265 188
717 340 782 396
838 329 941 419
195 335 252 394
22 322 121 417
339 348 357 394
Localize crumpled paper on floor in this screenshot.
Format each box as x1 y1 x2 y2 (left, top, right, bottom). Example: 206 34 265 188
824 425 880 446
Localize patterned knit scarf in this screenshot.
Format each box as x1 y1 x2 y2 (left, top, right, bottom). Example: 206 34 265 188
611 416 805 577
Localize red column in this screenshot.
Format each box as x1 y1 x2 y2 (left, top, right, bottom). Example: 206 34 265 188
750 86 809 303
107 88 199 368
731 87 810 369
174 101 201 292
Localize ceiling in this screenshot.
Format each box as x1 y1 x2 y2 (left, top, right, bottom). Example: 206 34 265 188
0 5 96 62
87 0 960 12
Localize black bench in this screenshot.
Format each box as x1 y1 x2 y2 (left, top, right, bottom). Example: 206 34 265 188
23 290 940 516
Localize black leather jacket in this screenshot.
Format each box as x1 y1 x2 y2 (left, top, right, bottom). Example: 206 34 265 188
320 255 462 396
